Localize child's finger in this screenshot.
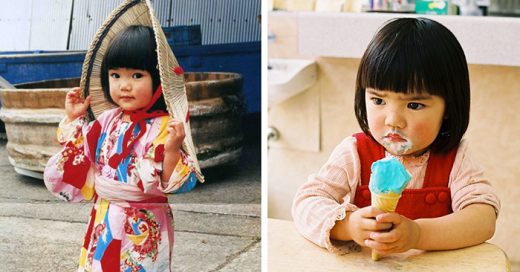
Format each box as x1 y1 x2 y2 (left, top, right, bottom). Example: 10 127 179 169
173 122 185 136
70 87 81 96
83 95 91 106
364 239 398 254
66 93 78 104
375 212 401 225
168 120 185 132
362 217 392 231
167 122 179 130
66 90 77 99
370 231 398 243
168 119 182 125
67 88 81 100
361 206 385 218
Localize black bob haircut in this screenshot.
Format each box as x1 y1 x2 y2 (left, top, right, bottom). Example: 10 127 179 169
101 25 167 112
354 17 470 153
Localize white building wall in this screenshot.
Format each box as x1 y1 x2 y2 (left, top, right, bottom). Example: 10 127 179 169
67 0 121 51
0 0 72 51
0 0 33 51
29 0 73 50
0 0 261 51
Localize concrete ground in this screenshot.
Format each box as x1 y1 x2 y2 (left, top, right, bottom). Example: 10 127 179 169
0 129 260 272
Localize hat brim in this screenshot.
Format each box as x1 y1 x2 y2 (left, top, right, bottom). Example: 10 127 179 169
80 0 204 182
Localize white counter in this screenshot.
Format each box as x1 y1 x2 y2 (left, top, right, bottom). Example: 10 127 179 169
270 12 520 67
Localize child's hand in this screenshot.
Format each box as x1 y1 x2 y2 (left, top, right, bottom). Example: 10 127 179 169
347 206 393 247
65 87 90 123
364 212 421 255
164 118 185 153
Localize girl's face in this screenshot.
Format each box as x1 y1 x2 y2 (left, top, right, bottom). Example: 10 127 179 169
365 88 445 156
108 67 153 112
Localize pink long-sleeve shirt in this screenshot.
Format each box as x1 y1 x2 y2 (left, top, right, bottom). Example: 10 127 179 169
291 136 500 253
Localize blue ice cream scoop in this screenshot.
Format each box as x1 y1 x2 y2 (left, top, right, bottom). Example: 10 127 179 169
368 157 411 195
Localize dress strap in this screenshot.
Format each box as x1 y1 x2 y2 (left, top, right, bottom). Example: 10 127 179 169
423 146 458 187
353 133 385 186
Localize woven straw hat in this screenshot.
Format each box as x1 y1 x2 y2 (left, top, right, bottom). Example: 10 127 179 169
79 0 204 182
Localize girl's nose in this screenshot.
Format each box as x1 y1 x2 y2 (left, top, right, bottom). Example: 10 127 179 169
119 80 131 91
385 110 405 129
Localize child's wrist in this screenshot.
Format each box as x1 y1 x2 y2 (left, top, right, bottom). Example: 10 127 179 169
164 143 182 155
163 148 181 161
64 116 74 124
65 113 81 124
412 220 423 250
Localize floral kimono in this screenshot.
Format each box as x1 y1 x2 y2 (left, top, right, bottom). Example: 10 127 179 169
44 108 198 271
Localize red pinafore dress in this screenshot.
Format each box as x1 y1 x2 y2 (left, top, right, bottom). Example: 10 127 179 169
352 133 457 219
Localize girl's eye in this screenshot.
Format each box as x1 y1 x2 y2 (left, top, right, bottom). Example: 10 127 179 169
132 73 143 79
110 73 120 78
408 102 425 110
370 97 385 105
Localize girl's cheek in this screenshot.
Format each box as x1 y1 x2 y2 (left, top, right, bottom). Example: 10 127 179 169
367 113 384 131
410 120 436 141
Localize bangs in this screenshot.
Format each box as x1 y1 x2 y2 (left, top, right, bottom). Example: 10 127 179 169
358 43 438 96
104 25 158 72
358 18 463 98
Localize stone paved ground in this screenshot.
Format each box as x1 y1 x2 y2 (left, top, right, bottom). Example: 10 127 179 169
0 136 261 272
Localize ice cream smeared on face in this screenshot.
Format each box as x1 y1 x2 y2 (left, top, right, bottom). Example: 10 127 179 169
381 131 412 155
369 157 411 195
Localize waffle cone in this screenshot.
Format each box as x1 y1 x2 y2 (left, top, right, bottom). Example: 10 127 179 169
370 192 402 261
371 192 401 213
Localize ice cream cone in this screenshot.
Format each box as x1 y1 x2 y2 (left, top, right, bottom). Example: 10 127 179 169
370 192 402 261
371 192 401 213
368 156 411 261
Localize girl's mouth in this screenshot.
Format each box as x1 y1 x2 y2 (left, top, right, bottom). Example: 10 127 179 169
385 133 406 142
381 131 412 155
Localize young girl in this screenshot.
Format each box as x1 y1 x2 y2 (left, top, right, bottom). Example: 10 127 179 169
44 25 198 271
292 18 500 256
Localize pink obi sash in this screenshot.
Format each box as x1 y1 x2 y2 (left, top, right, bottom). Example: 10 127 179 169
95 173 168 206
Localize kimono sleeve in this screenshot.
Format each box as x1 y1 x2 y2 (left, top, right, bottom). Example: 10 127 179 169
135 116 198 194
43 116 100 202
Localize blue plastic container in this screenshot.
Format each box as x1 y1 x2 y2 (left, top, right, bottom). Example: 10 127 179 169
0 51 85 85
0 42 260 113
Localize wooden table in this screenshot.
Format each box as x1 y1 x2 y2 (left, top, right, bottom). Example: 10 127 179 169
268 218 511 272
